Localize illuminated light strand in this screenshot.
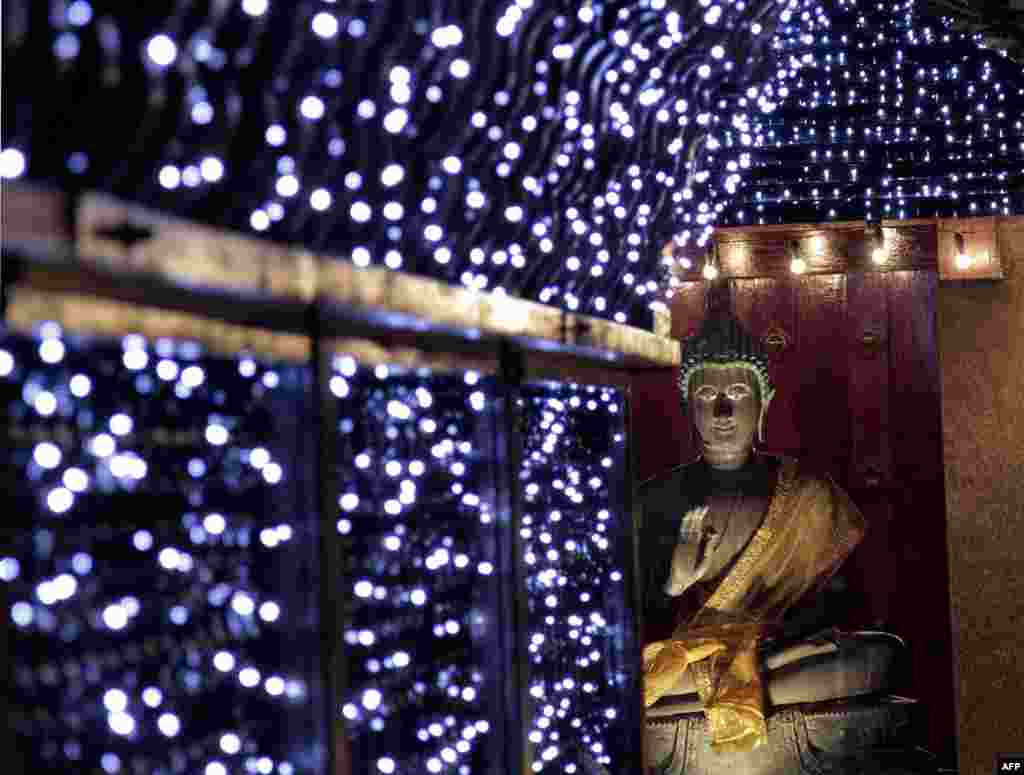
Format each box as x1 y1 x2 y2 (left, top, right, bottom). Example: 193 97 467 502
716 0 1024 227
520 383 631 772
3 0 826 326
2 327 317 775
333 362 501 771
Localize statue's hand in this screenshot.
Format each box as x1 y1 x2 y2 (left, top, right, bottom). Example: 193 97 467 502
663 506 722 597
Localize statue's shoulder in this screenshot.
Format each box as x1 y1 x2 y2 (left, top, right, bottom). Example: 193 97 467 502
636 457 701 509
776 455 839 492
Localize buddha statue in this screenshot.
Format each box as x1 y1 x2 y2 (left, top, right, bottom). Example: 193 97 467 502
638 283 936 774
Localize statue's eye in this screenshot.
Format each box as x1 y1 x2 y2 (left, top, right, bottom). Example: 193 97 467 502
694 386 718 402
726 384 752 401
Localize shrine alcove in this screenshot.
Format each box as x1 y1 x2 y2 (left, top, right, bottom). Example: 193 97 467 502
631 221 957 764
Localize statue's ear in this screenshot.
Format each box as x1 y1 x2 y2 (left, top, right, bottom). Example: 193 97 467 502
757 391 774 444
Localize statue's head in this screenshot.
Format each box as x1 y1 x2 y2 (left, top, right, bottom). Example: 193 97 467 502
678 281 775 470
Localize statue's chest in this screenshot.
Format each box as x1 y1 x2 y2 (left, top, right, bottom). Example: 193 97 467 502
700 492 772 581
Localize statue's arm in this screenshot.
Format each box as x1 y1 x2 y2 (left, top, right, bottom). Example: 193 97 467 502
664 506 721 596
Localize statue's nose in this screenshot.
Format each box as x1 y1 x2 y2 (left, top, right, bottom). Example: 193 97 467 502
714 393 733 417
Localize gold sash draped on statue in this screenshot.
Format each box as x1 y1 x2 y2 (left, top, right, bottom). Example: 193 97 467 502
642 458 866 753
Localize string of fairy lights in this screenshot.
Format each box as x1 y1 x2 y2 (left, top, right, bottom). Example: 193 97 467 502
0 327 324 775
518 383 633 773
3 2 1020 317
331 363 635 774
330 362 505 775
711 0 1024 226
2 326 638 774
1 0 825 327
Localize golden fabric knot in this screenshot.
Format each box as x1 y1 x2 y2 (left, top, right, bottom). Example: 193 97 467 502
643 635 768 753
642 639 726 708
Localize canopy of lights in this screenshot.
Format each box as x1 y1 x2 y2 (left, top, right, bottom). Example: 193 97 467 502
3 0 1022 324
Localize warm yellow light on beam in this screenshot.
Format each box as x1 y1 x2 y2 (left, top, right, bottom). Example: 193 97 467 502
954 232 971 270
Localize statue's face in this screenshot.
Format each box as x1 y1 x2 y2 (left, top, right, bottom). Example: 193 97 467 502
689 365 761 470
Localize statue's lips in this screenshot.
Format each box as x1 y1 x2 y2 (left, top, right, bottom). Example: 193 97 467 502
711 423 737 434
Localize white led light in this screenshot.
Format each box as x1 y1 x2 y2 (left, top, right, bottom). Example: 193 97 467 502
104 689 128 713
432 25 464 48
264 676 285 695
0 148 27 179
213 651 236 672
181 365 205 388
103 603 128 630
362 689 382 710
239 667 261 687
39 338 66 364
33 442 62 469
276 174 300 197
108 711 135 736
205 424 229 446
312 12 339 38
300 96 325 120
231 593 255 616
142 687 163 708
250 210 270 231
200 156 224 183
157 712 181 737
259 600 281 622
241 0 268 16
203 513 226 535
47 487 74 514
109 413 133 436
383 108 409 133
146 34 177 67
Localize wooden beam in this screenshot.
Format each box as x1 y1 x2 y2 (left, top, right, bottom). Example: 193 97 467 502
76 190 679 367
5 286 311 363
4 185 681 370
937 216 1005 281
323 338 634 388
666 220 939 280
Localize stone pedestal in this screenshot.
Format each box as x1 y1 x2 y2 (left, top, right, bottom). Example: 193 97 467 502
645 696 941 774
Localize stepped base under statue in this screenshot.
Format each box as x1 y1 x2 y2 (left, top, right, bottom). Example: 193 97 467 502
644 695 942 774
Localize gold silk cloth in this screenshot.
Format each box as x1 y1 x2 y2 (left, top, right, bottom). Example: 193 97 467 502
642 458 866 753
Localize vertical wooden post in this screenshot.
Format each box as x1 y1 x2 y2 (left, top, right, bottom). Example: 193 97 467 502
310 302 349 775
496 341 530 775
619 384 645 774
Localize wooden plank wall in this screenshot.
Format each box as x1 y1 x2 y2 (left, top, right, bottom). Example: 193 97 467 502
632 270 956 763
939 217 1024 775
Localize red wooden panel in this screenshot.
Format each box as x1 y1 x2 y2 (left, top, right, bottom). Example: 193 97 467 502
845 272 892 490
662 281 706 470
839 494 894 629
733 277 801 455
630 370 695 482
838 274 894 658
888 271 957 761
795 275 850 481
668 281 706 340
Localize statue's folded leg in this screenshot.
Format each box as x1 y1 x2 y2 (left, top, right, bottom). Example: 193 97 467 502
650 631 901 709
